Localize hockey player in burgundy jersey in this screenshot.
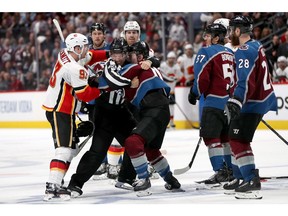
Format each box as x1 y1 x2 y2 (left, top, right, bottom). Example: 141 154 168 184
188 23 236 186
42 33 102 201
104 39 182 195
224 15 277 199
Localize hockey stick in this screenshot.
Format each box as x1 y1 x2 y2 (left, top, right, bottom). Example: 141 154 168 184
53 18 65 42
261 119 288 146
260 175 288 180
175 102 199 129
173 137 202 175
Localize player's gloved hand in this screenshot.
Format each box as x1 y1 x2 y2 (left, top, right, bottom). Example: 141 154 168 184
185 79 194 86
188 91 199 105
80 102 92 114
88 76 99 88
76 121 94 137
226 97 242 120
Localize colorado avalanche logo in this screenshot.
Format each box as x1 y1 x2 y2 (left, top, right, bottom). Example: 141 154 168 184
239 44 249 50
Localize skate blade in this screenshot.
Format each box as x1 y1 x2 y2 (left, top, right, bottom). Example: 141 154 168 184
115 182 134 191
170 188 185 192
92 173 108 180
70 191 82 198
196 183 222 190
136 189 152 197
43 194 71 202
235 191 263 199
224 190 236 195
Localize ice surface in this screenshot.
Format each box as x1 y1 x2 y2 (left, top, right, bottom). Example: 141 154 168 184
0 128 287 215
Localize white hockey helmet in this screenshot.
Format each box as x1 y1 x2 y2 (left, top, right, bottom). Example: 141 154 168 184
213 18 230 38
123 21 141 36
65 33 88 52
167 51 176 59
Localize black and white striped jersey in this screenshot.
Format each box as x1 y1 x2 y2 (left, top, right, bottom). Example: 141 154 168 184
100 89 125 105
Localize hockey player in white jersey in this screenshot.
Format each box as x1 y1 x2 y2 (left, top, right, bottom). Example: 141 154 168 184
42 33 102 201
159 51 182 128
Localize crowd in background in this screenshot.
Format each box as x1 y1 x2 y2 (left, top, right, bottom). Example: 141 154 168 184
0 12 288 92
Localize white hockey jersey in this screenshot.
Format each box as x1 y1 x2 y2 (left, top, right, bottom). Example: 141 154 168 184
159 61 182 94
42 49 101 115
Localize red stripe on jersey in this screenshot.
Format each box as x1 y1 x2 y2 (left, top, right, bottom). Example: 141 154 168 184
55 83 75 114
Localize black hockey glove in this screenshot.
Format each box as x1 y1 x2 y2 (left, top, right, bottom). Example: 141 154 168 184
188 86 199 105
76 121 94 137
88 76 99 88
226 97 242 120
80 102 93 114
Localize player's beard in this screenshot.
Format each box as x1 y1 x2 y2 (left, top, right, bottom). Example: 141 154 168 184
230 34 240 47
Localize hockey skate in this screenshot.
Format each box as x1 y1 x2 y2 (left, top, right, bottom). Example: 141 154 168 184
223 178 242 195
199 167 233 183
115 177 135 190
93 162 107 180
107 164 120 180
67 185 83 198
148 163 160 179
43 182 71 201
133 178 152 197
234 169 262 199
164 171 184 192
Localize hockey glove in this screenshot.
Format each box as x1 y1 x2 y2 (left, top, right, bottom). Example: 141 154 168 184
80 102 93 114
188 89 199 105
88 76 99 88
226 97 242 120
76 121 94 137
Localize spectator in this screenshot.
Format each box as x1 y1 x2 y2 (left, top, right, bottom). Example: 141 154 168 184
9 72 24 91
277 30 288 58
0 71 10 91
266 35 280 70
192 31 204 54
23 71 37 90
168 15 187 47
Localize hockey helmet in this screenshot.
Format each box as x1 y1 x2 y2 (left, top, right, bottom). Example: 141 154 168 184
90 23 106 34
167 51 176 59
130 41 150 59
204 23 227 44
229 15 253 34
214 18 230 38
65 33 88 52
110 38 128 54
124 21 141 34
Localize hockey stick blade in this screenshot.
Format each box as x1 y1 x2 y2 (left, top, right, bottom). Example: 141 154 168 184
174 166 190 175
173 137 202 175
